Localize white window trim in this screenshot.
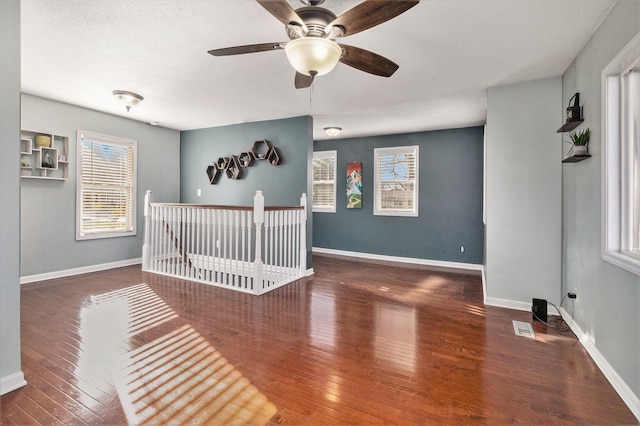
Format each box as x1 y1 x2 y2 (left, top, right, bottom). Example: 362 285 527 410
76 130 137 240
312 150 337 213
602 31 640 276
374 145 419 217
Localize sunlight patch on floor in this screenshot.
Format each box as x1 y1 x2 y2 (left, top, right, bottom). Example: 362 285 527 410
466 304 486 317
116 323 277 425
78 283 277 425
89 282 178 337
417 276 447 290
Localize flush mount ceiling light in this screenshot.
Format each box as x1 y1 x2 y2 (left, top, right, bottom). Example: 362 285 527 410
285 37 342 77
112 90 144 112
324 127 342 137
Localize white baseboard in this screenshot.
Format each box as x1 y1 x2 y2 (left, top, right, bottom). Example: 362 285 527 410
483 293 640 422
20 258 142 284
481 269 487 305
481 297 639 422
484 296 532 312
559 307 640 422
312 247 483 273
0 371 27 396
306 268 314 277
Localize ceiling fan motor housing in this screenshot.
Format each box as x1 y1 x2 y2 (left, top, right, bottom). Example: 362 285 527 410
287 6 337 38
300 0 326 7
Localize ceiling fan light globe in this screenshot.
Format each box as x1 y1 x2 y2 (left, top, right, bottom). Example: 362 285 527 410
284 37 341 76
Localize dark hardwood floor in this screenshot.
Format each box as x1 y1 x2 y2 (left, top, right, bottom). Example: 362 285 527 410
1 255 637 425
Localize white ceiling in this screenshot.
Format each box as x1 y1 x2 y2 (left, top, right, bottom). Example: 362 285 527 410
21 0 615 140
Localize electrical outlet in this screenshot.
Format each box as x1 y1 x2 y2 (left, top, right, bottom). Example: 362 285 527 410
460 245 465 252
197 188 201 197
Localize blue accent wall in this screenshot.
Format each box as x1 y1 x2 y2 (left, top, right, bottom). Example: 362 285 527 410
313 126 484 264
180 115 313 265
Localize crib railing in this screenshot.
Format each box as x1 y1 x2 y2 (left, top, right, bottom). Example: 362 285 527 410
142 190 307 295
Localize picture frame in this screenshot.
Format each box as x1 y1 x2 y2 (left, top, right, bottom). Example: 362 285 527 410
346 162 362 209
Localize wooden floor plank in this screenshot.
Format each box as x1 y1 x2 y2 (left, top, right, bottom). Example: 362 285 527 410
20 365 102 424
0 254 637 425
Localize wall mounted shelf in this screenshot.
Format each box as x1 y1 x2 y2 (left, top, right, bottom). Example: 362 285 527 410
20 130 69 180
562 155 591 163
557 93 584 133
206 139 283 185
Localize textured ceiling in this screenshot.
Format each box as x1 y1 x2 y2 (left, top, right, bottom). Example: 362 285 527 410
21 0 615 140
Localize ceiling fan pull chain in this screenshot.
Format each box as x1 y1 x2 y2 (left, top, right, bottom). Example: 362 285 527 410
309 82 313 111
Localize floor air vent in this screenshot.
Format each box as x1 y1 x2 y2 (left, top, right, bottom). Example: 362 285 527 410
512 320 536 339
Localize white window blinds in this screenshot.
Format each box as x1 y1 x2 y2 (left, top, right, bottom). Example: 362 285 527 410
313 151 337 213
76 130 137 240
374 146 418 216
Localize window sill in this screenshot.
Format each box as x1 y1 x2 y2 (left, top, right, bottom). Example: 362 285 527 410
77 230 136 241
373 210 418 217
602 250 640 277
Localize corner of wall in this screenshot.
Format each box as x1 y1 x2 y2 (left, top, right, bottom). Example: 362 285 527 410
0 372 27 396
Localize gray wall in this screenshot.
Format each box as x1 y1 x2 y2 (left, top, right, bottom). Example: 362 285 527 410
0 0 24 394
562 0 640 406
20 95 181 276
180 115 313 265
313 127 484 264
485 77 562 305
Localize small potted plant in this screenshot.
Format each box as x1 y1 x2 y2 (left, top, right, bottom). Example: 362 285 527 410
569 128 591 156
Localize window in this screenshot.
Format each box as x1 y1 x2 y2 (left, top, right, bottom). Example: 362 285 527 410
603 32 640 275
374 145 419 216
76 130 137 240
312 150 337 213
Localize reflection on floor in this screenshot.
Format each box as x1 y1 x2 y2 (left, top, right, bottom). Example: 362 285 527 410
1 255 637 424
81 283 276 425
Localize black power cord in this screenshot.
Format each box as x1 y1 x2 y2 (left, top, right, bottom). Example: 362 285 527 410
546 300 572 333
531 296 572 333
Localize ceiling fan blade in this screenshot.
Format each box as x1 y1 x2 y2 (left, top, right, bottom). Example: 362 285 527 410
327 0 419 37
295 72 314 89
208 42 285 56
256 0 308 33
339 44 399 77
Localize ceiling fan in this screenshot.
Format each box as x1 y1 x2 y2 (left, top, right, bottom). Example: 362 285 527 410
208 0 419 89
